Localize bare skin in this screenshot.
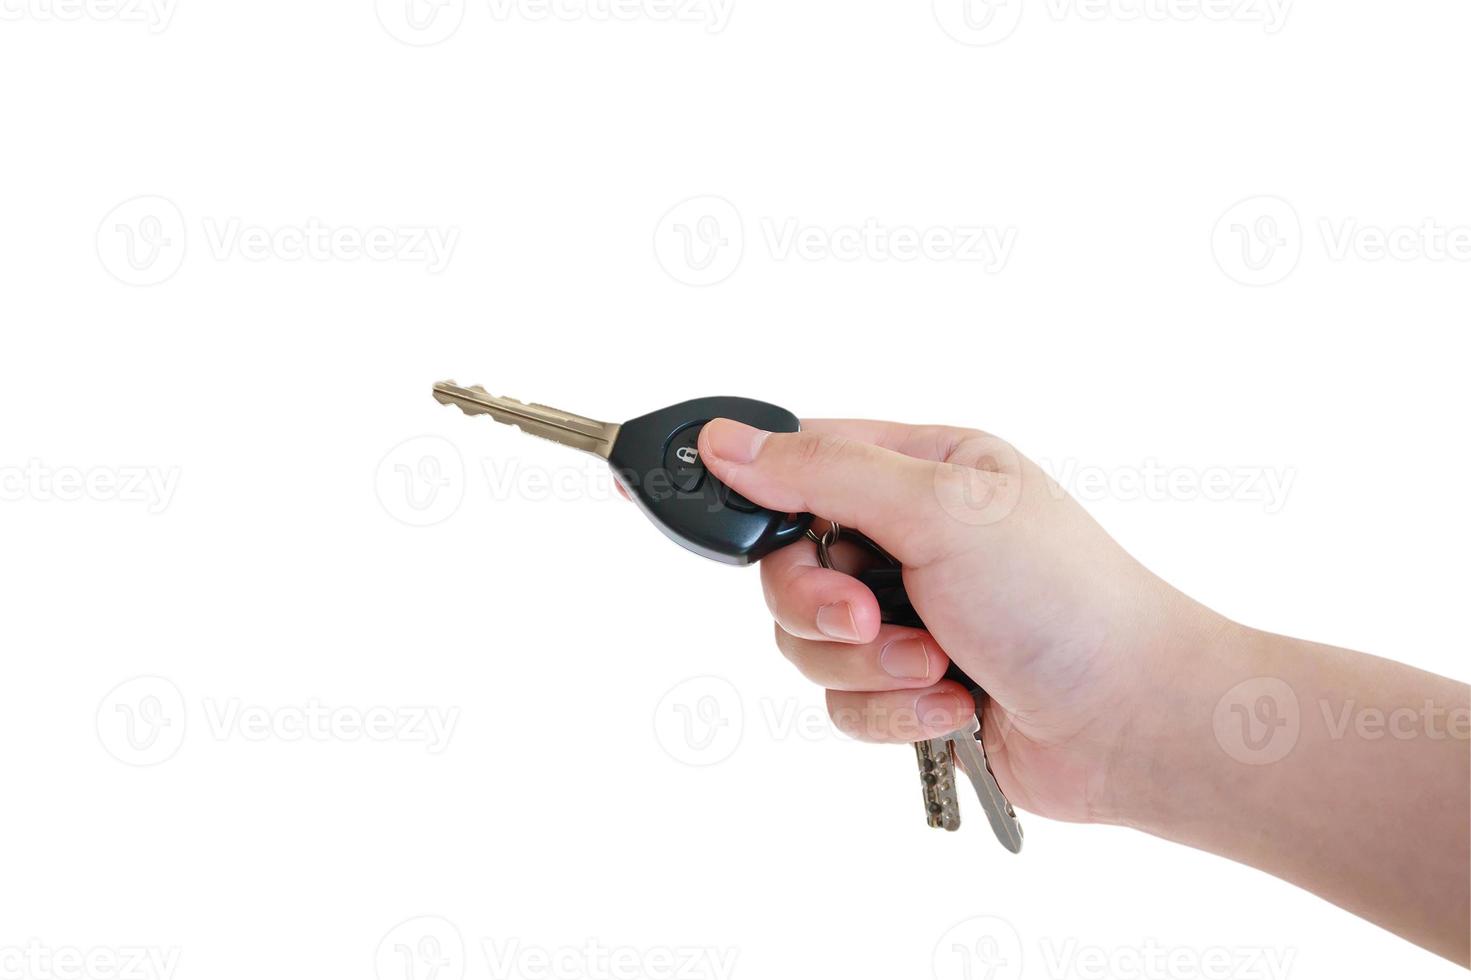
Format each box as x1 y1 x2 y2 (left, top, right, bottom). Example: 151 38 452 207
696 417 1471 965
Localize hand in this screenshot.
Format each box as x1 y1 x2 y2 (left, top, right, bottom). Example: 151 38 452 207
697 416 1470 963
696 417 1207 824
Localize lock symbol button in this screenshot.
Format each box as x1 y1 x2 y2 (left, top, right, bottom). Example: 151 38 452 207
664 422 708 494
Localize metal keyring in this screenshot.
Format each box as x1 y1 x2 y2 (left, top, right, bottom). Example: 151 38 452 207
805 522 842 569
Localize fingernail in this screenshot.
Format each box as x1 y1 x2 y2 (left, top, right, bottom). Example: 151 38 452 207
703 419 768 464
916 691 963 729
816 602 860 642
880 637 933 680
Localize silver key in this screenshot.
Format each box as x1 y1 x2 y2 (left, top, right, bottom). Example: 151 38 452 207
915 738 961 831
432 381 620 458
808 523 1024 850
942 712 1024 853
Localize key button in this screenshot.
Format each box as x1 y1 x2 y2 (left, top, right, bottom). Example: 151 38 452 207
720 484 759 513
664 423 705 494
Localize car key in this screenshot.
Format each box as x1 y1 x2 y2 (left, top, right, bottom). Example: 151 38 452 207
435 381 1021 851
432 381 812 564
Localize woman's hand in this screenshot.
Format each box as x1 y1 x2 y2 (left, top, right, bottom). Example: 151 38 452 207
697 416 1470 964
697 416 1204 824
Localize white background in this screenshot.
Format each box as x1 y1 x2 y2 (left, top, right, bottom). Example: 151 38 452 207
1 2 1467 979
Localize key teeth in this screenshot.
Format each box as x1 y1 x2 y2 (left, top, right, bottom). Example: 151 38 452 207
430 379 617 459
430 385 558 445
432 380 505 417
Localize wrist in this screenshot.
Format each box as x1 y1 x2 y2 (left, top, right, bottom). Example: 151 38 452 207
1093 594 1255 832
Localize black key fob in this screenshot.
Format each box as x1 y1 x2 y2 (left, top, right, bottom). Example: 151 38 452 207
608 396 812 565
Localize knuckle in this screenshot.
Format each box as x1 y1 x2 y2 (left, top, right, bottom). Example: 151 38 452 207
945 431 1021 474
781 560 823 591
825 690 865 738
778 630 841 686
825 690 901 742
772 621 797 655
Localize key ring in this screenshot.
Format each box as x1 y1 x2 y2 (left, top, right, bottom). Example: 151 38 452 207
806 522 902 572
805 523 842 569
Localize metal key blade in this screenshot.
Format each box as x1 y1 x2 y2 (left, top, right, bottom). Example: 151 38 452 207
432 381 620 459
947 716 1024 853
915 739 961 831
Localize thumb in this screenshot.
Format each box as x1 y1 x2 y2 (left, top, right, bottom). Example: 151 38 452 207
697 418 955 566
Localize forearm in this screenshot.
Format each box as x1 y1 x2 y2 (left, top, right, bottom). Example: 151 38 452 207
1102 606 1471 963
